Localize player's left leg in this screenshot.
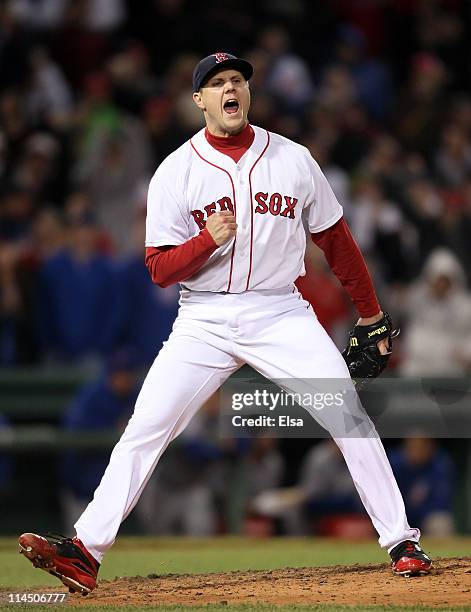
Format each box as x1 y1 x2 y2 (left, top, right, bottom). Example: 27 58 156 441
235 288 430 574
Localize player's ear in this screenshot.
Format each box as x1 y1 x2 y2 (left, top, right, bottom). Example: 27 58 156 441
193 91 206 112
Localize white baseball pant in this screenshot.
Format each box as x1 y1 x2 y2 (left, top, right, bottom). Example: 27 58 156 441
75 287 419 562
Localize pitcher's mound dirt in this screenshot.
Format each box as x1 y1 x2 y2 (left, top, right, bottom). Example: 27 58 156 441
67 557 471 607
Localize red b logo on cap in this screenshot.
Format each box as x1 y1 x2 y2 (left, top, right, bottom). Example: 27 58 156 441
214 52 228 63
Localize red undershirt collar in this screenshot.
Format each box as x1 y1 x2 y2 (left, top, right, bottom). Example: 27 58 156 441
204 123 255 154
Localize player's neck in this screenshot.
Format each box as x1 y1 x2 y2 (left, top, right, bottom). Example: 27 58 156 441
205 123 253 146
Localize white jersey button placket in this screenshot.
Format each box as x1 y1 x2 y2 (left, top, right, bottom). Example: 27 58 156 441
231 164 251 291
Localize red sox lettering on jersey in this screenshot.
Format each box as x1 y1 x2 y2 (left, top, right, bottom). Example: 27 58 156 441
191 192 298 230
146 125 343 293
253 192 298 218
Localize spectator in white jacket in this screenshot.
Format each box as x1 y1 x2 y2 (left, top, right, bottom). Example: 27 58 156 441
400 248 471 376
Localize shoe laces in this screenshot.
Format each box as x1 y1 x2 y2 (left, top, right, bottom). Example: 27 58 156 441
40 532 73 545
390 540 426 562
404 541 416 553
40 532 90 555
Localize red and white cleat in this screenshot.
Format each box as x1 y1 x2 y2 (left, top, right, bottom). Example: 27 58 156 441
390 540 432 577
18 532 99 595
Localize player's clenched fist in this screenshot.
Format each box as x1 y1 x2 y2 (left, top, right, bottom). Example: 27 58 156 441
206 211 237 246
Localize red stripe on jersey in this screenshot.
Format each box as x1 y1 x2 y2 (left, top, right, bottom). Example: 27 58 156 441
245 131 270 290
190 139 237 292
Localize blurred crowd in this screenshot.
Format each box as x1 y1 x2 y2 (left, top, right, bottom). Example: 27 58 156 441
1 0 470 535
1 0 471 373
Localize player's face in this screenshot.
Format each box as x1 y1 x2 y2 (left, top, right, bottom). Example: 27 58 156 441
193 69 250 137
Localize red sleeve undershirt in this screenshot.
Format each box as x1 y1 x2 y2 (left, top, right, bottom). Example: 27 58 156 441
310 217 380 318
145 228 218 288
145 123 380 316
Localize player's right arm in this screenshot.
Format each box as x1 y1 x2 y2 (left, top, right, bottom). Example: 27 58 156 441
145 212 236 288
145 149 237 287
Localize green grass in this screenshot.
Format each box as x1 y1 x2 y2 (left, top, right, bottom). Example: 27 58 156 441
0 537 470 611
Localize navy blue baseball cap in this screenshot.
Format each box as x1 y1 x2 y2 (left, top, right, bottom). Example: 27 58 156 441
192 52 253 92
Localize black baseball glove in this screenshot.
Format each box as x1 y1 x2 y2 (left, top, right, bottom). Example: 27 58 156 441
342 312 399 389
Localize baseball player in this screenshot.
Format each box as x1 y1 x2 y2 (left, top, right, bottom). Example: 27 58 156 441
19 52 432 594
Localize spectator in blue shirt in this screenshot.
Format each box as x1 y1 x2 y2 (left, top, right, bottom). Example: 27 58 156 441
36 210 122 365
389 437 454 536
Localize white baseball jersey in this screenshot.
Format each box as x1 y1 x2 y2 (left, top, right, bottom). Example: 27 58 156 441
146 125 343 293
77 127 418 562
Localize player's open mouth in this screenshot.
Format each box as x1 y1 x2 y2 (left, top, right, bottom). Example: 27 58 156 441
224 99 239 114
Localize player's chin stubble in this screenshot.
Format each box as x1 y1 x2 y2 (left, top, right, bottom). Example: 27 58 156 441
226 122 246 136
207 116 245 137
222 112 247 135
